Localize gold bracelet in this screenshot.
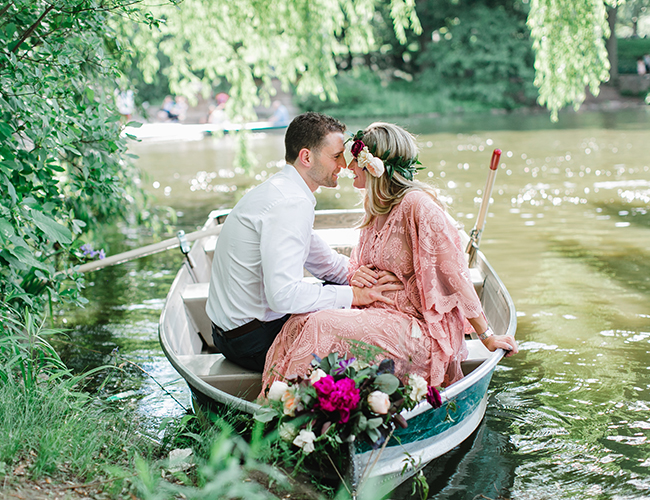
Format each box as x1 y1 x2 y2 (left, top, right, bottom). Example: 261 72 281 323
478 326 494 341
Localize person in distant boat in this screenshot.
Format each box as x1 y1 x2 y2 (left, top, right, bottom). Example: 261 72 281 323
206 112 403 372
207 92 230 125
269 100 290 127
261 122 518 393
157 95 176 121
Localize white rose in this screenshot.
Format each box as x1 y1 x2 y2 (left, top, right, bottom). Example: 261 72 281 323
279 423 298 442
267 380 289 401
408 374 428 402
357 148 385 177
367 155 385 177
309 368 327 384
367 390 391 415
293 429 316 454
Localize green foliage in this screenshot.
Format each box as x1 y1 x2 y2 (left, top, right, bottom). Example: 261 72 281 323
617 37 650 73
416 4 538 110
300 1 538 116
297 67 464 117
0 307 157 484
0 307 66 390
121 0 421 121
0 0 166 317
527 0 614 120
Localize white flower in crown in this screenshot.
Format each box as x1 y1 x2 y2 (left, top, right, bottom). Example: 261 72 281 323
357 147 385 177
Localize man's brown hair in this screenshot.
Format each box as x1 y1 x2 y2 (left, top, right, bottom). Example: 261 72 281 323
284 112 346 164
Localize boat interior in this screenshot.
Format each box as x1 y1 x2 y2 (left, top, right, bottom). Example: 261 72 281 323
162 211 506 404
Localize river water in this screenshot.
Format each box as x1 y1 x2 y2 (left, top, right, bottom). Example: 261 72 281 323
59 108 650 499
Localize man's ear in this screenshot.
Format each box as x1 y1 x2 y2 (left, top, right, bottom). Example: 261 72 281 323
297 148 311 168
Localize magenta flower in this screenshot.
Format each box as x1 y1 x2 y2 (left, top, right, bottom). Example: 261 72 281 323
350 139 365 158
314 375 360 424
427 386 442 409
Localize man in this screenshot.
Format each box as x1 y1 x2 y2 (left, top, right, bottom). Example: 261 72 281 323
206 112 401 372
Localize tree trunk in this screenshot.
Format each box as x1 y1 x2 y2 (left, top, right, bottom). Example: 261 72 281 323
606 6 619 87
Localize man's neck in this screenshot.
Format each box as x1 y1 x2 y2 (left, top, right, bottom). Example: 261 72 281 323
290 162 318 192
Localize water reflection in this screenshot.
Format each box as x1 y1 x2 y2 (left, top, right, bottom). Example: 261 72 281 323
61 108 650 499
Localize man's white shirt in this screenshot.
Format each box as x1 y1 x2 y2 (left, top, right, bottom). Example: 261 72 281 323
206 164 353 331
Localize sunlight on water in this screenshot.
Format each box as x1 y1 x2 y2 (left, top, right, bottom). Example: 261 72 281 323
62 108 650 499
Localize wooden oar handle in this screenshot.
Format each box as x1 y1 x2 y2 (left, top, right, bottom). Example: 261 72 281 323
474 149 501 232
77 224 223 273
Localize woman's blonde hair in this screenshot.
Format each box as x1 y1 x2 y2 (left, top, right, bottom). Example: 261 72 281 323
358 122 443 228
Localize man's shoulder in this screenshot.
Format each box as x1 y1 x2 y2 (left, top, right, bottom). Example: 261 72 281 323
230 172 312 219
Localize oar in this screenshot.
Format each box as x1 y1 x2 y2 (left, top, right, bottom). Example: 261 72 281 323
466 148 501 267
77 225 223 273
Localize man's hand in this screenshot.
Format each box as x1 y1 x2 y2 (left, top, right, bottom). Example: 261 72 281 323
351 265 401 288
352 280 404 306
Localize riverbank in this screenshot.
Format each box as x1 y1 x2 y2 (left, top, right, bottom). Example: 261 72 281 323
138 82 647 128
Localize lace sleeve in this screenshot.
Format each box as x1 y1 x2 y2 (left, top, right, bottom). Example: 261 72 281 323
407 192 483 322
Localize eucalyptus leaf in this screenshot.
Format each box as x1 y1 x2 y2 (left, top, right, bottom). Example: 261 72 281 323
253 407 278 423
374 373 400 395
366 417 383 430
366 427 381 445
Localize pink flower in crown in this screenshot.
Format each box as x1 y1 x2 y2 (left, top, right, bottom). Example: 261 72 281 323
313 375 360 424
350 139 365 158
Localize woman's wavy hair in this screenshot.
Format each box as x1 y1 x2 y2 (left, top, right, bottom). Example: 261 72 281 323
359 122 443 228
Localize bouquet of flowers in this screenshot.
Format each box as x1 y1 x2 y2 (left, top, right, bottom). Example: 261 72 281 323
254 348 443 460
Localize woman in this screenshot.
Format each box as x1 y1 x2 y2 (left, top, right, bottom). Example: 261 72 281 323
260 122 517 392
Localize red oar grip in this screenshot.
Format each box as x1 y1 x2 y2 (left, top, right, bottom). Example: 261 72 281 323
489 149 501 170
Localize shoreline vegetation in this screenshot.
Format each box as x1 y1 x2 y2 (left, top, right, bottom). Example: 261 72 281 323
0 309 332 500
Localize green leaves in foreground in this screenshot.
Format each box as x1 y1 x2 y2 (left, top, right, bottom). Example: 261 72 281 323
0 0 164 316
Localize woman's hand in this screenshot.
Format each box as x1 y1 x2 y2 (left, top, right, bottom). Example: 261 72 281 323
481 334 519 357
351 280 404 306
351 265 401 288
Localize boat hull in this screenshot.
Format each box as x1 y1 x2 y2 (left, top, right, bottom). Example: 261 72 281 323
158 208 516 491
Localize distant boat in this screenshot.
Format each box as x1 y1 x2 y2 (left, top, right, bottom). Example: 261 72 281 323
122 121 288 142
159 208 517 493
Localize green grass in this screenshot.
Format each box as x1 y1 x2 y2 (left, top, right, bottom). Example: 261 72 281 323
0 306 295 499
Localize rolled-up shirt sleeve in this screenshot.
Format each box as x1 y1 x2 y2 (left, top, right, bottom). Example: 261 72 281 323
305 232 350 285
260 197 353 314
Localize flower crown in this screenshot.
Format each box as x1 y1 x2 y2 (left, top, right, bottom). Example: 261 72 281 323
347 130 423 181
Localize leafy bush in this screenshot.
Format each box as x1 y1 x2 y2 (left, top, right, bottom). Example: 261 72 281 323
416 4 537 109
618 37 650 74
0 1 167 320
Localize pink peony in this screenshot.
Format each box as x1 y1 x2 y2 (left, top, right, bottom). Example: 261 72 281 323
314 375 360 424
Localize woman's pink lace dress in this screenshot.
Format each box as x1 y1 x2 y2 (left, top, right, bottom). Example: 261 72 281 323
260 190 483 393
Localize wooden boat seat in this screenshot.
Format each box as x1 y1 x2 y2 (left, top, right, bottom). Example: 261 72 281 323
461 339 491 375
181 282 215 349
177 354 262 402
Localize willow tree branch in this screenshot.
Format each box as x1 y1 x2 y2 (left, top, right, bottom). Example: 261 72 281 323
0 2 14 19
11 3 55 54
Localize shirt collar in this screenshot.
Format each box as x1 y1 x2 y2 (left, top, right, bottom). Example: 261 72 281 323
282 164 316 206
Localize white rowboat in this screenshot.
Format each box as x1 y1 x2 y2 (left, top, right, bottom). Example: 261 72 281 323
158 208 517 493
